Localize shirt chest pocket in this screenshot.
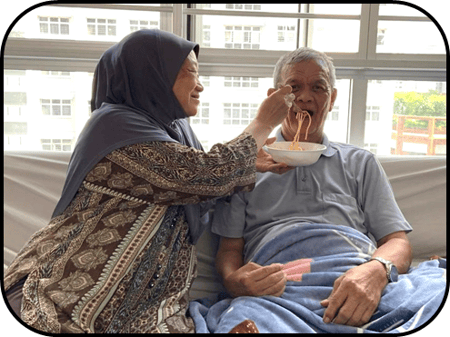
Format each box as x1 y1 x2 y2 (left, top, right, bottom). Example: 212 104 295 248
323 193 364 227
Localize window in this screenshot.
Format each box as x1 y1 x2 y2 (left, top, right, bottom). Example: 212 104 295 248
364 143 378 154
3 69 93 152
365 80 446 156
41 99 72 116
201 141 211 151
323 80 351 144
224 77 258 88
4 92 27 106
200 76 210 87
3 4 446 156
87 18 117 36
223 103 258 125
39 16 70 35
202 25 211 47
191 103 210 125
130 20 159 32
224 26 261 49
376 21 445 54
189 76 352 150
4 122 27 135
12 4 167 42
192 4 361 52
376 2 445 54
41 139 72 151
189 75 273 147
308 19 360 53
277 25 296 43
327 106 339 121
366 106 380 121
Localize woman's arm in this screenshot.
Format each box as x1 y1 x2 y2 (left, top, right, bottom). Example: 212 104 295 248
82 132 256 207
243 85 292 151
216 237 286 298
82 85 294 205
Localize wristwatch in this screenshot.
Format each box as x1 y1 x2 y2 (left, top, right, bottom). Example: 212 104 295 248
370 257 398 282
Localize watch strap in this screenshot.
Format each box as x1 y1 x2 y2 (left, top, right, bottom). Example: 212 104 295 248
370 257 393 282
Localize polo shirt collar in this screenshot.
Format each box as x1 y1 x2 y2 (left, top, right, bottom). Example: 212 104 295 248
321 134 337 157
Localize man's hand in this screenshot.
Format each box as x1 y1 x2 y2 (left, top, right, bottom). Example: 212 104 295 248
321 260 388 327
256 137 294 174
223 262 287 298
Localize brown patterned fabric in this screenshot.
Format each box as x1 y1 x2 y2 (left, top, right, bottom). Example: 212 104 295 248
4 134 256 333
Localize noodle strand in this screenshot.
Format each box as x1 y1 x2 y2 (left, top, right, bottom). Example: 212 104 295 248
289 110 312 150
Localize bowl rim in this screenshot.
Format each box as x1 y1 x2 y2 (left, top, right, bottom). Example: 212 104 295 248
265 141 327 152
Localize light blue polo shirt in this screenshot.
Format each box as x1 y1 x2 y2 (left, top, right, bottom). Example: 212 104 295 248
211 130 413 263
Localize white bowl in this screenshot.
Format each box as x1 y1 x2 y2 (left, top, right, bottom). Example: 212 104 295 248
263 141 327 167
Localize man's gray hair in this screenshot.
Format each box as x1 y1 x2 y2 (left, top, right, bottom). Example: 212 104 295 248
272 47 336 89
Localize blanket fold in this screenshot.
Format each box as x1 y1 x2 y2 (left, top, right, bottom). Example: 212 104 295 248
189 224 446 333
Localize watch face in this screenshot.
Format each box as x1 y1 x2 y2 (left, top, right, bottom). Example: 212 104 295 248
390 265 399 282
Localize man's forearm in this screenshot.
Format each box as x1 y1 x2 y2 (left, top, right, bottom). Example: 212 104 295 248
216 237 246 280
216 237 286 298
373 232 412 275
216 248 244 280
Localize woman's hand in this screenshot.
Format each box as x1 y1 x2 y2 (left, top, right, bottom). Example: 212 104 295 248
256 137 294 174
255 85 293 130
243 85 292 151
223 262 287 298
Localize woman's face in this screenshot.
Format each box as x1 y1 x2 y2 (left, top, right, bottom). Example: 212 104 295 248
172 51 204 117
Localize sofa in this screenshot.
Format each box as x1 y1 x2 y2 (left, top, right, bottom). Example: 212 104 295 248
3 151 446 301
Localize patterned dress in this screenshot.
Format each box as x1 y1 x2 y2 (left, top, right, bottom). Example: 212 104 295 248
4 134 256 333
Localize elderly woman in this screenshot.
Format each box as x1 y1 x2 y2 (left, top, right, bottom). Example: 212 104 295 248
4 29 292 333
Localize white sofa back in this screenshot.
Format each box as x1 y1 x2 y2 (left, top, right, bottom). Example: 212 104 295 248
4 151 446 299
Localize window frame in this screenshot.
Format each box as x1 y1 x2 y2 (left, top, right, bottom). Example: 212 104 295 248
3 3 447 150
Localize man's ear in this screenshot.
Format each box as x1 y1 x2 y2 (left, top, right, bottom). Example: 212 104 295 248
267 88 277 97
329 88 338 111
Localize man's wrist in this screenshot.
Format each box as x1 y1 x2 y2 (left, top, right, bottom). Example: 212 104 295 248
368 257 399 283
366 259 389 284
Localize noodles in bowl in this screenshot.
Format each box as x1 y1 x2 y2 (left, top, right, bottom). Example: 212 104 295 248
264 141 327 167
264 104 326 166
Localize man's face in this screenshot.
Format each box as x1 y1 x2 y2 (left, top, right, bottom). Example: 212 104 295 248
280 60 337 143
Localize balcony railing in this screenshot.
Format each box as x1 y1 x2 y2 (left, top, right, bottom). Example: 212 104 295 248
391 114 446 155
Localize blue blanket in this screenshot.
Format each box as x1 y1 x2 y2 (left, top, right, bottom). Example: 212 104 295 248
189 224 446 333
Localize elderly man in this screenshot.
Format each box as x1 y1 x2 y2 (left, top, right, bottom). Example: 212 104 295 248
189 47 445 333
208 47 421 331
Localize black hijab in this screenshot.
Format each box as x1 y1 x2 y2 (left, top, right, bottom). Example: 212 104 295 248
52 29 209 243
